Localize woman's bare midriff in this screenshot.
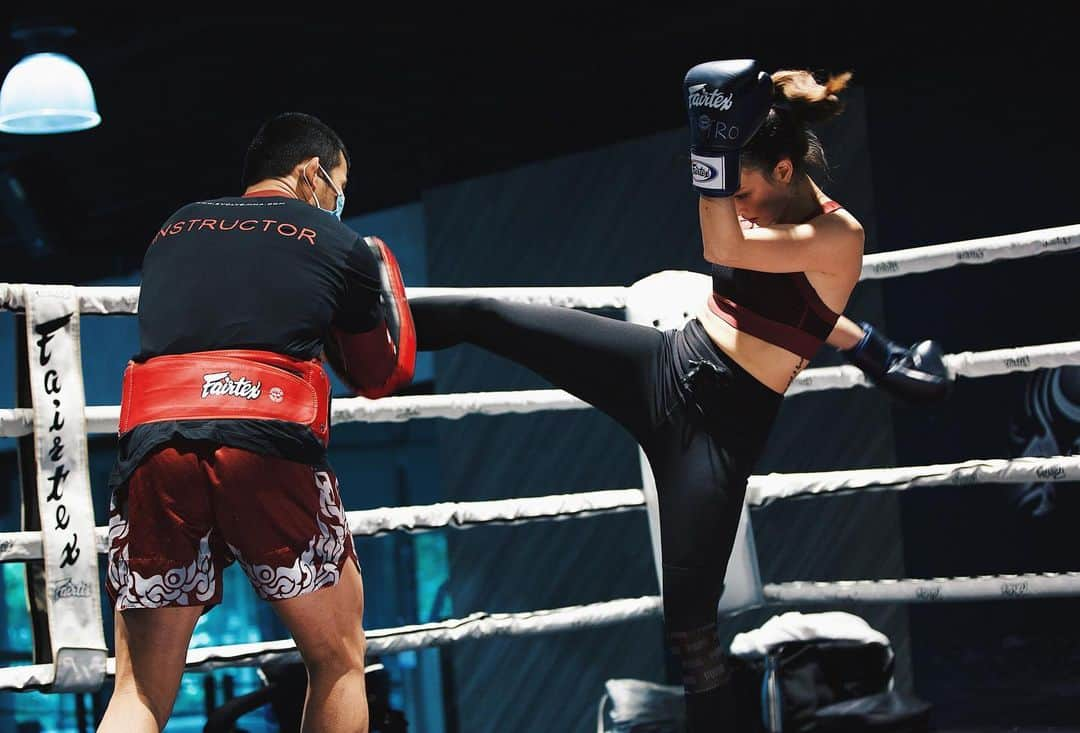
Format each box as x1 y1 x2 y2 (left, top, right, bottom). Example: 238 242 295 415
696 202 861 394
695 302 807 394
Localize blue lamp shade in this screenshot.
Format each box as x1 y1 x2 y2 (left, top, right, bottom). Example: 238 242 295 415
0 52 101 134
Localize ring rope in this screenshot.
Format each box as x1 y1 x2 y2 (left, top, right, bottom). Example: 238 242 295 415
0 595 664 692
0 489 648 563
332 388 588 426
0 285 629 316
786 341 1080 396
762 571 1080 605
1 341 1076 438
2 225 1077 316
346 488 645 536
2 455 1074 563
5 567 1079 691
746 455 1080 506
857 223 1080 279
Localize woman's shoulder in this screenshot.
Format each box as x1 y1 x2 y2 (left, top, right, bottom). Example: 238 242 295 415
817 200 864 240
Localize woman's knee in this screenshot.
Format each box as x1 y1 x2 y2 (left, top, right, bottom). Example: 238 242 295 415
459 296 505 324
447 296 508 345
413 295 503 349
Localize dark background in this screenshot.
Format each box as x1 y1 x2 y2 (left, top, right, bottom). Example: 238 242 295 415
0 8 1074 282
1 7 1078 732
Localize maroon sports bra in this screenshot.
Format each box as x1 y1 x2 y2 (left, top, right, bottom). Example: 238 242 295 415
707 200 843 360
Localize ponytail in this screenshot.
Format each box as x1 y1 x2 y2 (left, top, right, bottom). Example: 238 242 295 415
741 69 853 176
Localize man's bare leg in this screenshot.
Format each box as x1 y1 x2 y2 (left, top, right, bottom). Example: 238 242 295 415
272 561 369 732
97 605 204 732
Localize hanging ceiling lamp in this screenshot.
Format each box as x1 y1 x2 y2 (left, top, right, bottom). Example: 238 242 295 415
0 25 100 134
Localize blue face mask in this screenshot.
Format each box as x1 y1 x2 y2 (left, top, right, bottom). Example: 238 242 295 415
306 163 345 219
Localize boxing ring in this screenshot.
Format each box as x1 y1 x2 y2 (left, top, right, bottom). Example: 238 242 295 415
0 222 1078 699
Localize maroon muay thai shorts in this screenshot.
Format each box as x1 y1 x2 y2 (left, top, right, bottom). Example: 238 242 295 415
106 441 358 611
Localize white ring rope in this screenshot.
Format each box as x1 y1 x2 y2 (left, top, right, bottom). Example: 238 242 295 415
785 341 1080 395
0 391 591 438
3 455 1075 563
346 488 646 536
331 388 589 425
403 286 629 309
858 224 1080 280
943 342 1080 379
0 489 649 563
763 571 1080 605
1 224 1077 316
1 341 1077 438
0 596 664 692
746 455 1080 507
0 285 627 316
5 567 1080 691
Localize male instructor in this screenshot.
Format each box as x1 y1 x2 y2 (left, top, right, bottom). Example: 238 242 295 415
98 112 414 733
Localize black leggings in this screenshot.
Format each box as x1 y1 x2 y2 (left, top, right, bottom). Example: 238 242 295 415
411 296 782 729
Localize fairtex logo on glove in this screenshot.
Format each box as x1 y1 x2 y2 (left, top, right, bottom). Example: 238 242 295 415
692 160 717 183
201 371 263 400
688 85 734 111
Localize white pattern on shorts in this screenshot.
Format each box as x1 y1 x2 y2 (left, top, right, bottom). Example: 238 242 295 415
108 496 217 610
229 471 351 601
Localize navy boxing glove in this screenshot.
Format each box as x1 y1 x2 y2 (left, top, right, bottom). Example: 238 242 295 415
684 59 774 197
844 322 954 404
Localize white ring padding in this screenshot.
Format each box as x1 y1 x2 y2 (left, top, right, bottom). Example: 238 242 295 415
346 488 646 536
747 455 1080 507
763 571 1080 605
2 341 1078 438
0 596 664 691
859 223 1080 280
1 489 648 563
2 224 1078 317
